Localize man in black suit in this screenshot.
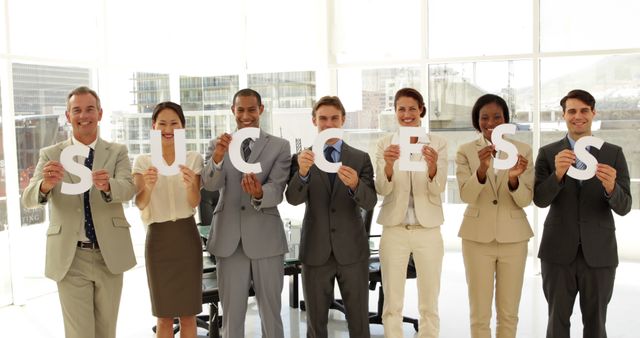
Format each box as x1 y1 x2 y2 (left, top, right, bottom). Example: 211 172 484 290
286 96 376 338
534 89 632 338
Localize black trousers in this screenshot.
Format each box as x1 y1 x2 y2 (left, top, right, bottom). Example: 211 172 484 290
302 254 370 338
541 246 616 338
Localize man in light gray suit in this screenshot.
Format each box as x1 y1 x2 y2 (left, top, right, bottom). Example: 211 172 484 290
21 86 136 338
202 88 291 338
285 96 376 338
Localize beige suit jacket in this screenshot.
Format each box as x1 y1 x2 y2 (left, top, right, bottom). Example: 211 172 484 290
21 138 137 282
375 133 448 228
455 136 534 243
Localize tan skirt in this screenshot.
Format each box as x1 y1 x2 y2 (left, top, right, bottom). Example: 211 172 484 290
145 216 202 317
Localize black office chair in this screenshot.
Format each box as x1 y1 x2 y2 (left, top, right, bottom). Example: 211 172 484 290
365 208 419 332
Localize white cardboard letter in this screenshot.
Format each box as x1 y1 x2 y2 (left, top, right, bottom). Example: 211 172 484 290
60 144 93 195
313 128 343 173
398 127 428 172
150 129 187 176
229 127 262 173
567 136 604 180
491 124 518 170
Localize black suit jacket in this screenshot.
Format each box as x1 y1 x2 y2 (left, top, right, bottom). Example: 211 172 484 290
534 136 631 267
285 142 377 266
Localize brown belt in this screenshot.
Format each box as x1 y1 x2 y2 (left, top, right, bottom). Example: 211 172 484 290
77 241 100 249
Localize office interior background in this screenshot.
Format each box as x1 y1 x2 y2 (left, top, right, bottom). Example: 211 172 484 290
0 0 639 332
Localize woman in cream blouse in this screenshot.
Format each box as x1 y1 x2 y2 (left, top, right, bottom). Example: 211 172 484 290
133 102 203 338
375 88 448 338
455 94 533 338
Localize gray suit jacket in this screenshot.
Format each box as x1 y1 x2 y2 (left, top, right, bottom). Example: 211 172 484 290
285 142 377 266
21 138 137 282
202 130 291 259
534 136 632 267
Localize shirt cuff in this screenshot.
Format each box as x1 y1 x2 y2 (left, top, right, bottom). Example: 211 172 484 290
101 190 113 202
251 196 263 209
38 190 49 203
299 173 310 183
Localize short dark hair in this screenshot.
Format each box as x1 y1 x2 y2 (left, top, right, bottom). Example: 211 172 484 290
560 89 595 112
152 101 186 128
312 96 346 117
67 86 101 111
394 88 426 118
232 88 262 107
471 94 510 132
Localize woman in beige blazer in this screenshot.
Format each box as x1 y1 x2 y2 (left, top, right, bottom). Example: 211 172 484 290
375 88 448 338
455 94 533 338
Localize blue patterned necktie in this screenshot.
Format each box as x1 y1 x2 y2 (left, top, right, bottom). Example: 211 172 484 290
83 148 97 243
324 146 336 185
242 138 252 161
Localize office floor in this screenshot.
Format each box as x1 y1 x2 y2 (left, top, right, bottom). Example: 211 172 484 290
1 252 639 338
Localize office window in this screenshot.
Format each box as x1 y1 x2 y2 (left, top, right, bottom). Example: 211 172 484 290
9 0 97 61
249 71 316 136
246 0 321 70
0 82 5 232
131 72 170 114
334 67 422 164
333 0 421 63
105 0 244 72
541 0 640 52
13 64 91 226
429 0 531 58
185 116 197 139
540 54 640 209
0 0 6 53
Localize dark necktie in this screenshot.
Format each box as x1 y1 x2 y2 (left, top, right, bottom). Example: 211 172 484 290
242 139 252 161
83 148 97 243
324 146 336 185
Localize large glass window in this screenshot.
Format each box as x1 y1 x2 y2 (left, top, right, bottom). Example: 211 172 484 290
540 54 640 209
13 64 91 226
105 0 244 73
11 63 91 298
429 0 532 58
333 0 422 63
246 0 322 70
540 0 640 52
428 61 533 205
249 71 316 139
0 82 5 232
8 0 98 61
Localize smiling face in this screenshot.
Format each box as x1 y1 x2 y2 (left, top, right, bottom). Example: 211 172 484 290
66 92 103 144
152 108 183 146
395 96 422 127
478 102 506 141
232 95 263 129
563 98 595 140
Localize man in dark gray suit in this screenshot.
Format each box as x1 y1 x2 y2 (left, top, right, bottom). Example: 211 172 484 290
534 89 632 338
202 88 291 338
286 96 376 338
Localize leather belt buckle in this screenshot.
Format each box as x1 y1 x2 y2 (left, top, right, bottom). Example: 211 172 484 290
77 241 100 250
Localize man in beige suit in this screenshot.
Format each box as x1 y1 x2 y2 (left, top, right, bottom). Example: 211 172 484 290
21 86 136 338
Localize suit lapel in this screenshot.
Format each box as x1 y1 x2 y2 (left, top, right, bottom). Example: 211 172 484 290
92 138 109 171
248 130 268 163
475 137 498 198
